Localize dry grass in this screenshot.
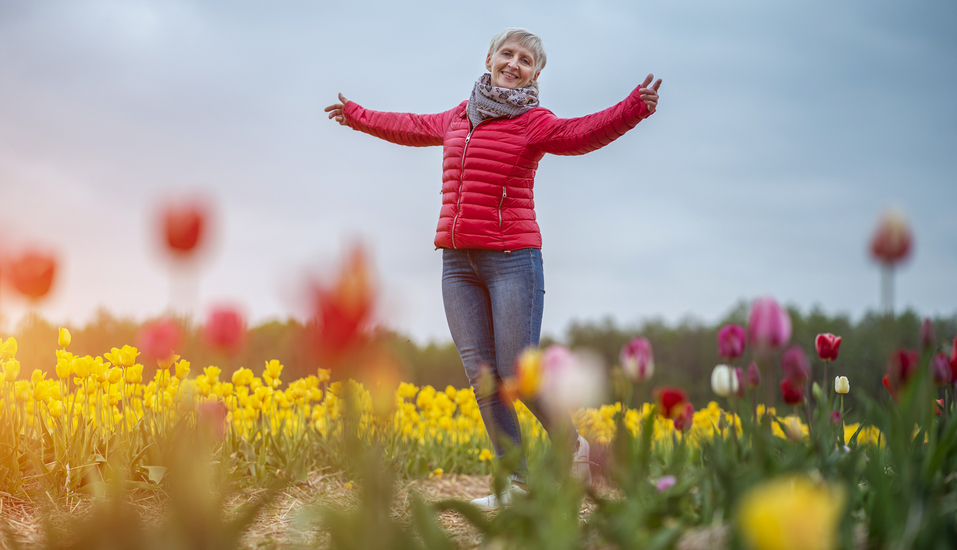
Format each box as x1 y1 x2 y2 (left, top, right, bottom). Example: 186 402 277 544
1 473 730 550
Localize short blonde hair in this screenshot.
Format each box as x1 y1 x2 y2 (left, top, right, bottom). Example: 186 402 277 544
488 28 547 74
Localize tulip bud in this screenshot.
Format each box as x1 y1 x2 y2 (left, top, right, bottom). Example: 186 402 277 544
747 297 792 352
58 328 71 348
620 336 654 383
746 361 761 389
834 376 849 394
781 345 810 384
784 416 804 441
931 353 952 386
870 209 912 265
814 333 841 362
811 381 823 403
934 398 944 417
710 365 739 398
950 337 957 382
919 319 936 351
717 324 746 360
885 348 919 395
656 475 677 492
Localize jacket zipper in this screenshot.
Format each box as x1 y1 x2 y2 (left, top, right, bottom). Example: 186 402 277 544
497 186 507 227
451 116 489 249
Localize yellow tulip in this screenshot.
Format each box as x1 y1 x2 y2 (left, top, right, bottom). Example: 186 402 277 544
126 364 143 384
48 399 64 417
158 353 180 371
204 366 222 385
119 345 139 368
2 359 20 382
0 338 17 360
108 367 123 385
175 360 191 380
58 328 71 348
738 476 845 550
73 356 92 378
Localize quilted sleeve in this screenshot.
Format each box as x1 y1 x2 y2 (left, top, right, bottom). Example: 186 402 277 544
342 101 458 147
526 86 654 156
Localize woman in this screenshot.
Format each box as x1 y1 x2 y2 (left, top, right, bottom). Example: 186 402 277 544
325 28 660 510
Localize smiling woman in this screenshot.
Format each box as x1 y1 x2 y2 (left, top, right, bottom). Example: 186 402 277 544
323 27 661 510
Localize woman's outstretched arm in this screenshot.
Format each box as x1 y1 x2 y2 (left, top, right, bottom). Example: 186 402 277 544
324 93 458 148
527 74 661 156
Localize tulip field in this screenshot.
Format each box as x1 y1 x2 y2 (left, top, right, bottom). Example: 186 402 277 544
3 209 957 550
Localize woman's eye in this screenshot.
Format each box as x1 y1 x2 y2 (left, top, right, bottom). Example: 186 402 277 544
521 58 530 65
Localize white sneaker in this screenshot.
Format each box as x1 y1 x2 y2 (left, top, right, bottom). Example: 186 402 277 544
470 483 528 511
571 435 592 485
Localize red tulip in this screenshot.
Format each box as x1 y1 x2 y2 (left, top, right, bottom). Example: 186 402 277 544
654 386 688 419
883 348 920 400
780 377 805 405
919 319 936 351
814 333 841 362
672 402 694 432
870 209 912 265
934 399 944 417
781 345 810 384
163 201 207 256
204 306 246 355
620 336 654 382
717 324 746 360
313 246 375 361
8 252 56 300
931 353 951 386
747 297 792 352
138 318 181 362
746 361 761 389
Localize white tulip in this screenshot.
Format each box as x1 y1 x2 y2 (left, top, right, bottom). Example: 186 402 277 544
835 376 850 394
711 364 739 397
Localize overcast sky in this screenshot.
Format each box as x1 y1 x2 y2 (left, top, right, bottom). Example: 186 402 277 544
1 0 955 343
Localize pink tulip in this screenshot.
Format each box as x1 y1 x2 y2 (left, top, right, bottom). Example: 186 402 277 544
950 337 957 382
829 411 842 427
205 305 246 355
717 324 746 360
746 361 761 389
747 297 792 352
814 333 842 362
620 336 654 382
870 209 912 265
781 345 810 384
138 318 181 362
656 475 677 492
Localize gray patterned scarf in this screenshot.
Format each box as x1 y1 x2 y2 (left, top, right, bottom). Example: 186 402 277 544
466 73 540 128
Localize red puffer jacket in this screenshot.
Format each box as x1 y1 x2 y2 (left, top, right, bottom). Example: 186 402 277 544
342 86 653 250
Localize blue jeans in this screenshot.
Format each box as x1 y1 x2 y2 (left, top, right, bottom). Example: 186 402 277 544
441 248 577 482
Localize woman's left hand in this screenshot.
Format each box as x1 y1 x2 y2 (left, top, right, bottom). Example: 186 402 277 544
639 74 662 112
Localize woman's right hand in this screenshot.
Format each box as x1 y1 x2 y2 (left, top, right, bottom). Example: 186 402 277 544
324 93 350 126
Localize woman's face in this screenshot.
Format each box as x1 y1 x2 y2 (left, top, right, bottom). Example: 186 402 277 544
486 40 540 89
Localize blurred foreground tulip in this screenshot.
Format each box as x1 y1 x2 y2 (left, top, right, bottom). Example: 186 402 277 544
672 402 694 432
312 246 375 363
870 209 912 265
781 345 810 384
883 348 919 400
540 345 607 414
747 297 791 353
717 324 746 360
8 251 56 300
620 336 654 382
163 200 208 257
738 476 846 550
138 318 181 363
204 306 246 355
950 337 957 381
931 353 951 386
780 377 805 406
